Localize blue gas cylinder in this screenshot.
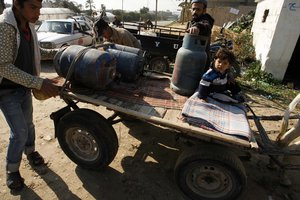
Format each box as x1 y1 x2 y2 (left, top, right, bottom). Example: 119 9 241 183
54 45 116 90
106 44 145 82
170 34 208 96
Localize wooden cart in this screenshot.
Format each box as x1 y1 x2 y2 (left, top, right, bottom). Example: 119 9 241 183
50 72 300 200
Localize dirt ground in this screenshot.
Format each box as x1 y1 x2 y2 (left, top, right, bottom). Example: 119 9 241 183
0 62 300 200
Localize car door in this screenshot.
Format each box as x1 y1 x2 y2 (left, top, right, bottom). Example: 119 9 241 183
71 22 86 46
78 22 93 46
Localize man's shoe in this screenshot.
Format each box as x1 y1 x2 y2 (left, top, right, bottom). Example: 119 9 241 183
6 171 24 191
27 151 45 166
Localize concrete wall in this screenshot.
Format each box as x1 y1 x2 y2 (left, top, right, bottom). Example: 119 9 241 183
251 0 300 80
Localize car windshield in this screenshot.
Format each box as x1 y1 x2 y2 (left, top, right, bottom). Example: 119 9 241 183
37 21 72 34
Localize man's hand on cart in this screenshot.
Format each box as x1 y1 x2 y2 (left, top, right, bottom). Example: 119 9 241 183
33 78 62 100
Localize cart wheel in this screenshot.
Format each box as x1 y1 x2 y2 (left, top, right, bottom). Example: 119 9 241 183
175 145 246 200
149 57 169 72
57 109 118 169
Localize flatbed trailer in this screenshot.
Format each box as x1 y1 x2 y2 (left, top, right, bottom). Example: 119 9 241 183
123 22 186 72
50 71 300 200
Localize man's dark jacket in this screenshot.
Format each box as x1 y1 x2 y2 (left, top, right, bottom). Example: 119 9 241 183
188 13 215 69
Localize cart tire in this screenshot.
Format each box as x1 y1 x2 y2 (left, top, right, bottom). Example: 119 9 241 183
57 109 118 170
175 145 246 200
149 57 169 72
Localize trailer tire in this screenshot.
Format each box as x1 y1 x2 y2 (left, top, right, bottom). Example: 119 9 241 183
149 57 169 72
57 109 118 170
174 145 246 200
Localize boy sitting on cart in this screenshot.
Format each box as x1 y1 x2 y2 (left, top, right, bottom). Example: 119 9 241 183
197 48 245 103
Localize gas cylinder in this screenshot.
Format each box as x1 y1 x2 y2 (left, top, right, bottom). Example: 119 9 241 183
170 34 207 96
54 45 116 90
106 44 145 82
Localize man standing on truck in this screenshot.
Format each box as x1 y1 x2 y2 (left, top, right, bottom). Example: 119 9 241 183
187 0 214 70
94 18 142 49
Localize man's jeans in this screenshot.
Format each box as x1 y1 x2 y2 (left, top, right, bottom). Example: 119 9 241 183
0 88 35 172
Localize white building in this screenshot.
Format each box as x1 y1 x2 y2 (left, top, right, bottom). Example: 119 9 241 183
39 8 75 22
251 0 300 81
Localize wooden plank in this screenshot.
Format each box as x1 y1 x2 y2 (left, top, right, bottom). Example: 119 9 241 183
163 109 182 123
149 107 167 118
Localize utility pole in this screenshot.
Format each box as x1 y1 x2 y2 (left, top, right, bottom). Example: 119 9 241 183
155 0 158 27
122 0 124 23
0 0 5 15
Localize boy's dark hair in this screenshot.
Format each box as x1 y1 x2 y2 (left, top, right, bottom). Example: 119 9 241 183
215 48 235 65
93 18 109 37
14 0 42 7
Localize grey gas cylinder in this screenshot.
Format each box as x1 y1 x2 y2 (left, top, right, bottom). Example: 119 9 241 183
170 34 208 96
54 45 116 90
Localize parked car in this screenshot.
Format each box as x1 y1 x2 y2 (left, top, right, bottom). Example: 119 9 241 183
71 15 94 26
37 19 95 49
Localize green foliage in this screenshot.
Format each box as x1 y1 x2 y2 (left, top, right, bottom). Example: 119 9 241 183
238 61 298 106
230 11 255 33
242 61 277 84
140 7 149 14
53 0 81 13
231 30 298 106
233 31 256 65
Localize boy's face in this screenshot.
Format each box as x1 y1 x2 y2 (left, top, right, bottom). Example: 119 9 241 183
214 58 231 74
15 0 42 23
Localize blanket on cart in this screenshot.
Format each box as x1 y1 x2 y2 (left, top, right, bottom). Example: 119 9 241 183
181 92 252 141
105 76 188 109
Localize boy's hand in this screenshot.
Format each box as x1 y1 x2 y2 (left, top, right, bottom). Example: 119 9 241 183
233 92 246 103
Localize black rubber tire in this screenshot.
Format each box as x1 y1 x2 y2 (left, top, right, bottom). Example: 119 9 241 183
57 109 118 169
174 144 246 200
149 57 169 72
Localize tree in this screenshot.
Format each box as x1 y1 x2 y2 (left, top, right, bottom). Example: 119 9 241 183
140 7 149 15
178 0 192 24
0 0 5 15
85 0 95 16
52 0 81 13
140 7 151 21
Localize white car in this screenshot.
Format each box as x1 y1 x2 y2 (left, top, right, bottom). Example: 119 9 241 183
37 19 95 49
71 15 94 26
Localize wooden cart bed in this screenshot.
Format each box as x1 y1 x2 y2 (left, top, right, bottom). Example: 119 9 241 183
60 73 258 149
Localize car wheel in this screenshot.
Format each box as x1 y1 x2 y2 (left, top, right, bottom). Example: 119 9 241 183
149 57 169 73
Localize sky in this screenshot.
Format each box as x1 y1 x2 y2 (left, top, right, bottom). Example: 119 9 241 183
4 0 182 12
72 0 182 12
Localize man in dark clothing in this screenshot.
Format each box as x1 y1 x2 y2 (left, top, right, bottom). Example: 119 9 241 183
94 18 142 49
187 0 214 70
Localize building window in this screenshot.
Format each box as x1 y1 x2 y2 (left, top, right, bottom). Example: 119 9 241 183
262 9 269 23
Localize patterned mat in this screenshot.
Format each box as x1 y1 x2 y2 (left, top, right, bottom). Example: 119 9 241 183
104 76 188 109
181 92 252 141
